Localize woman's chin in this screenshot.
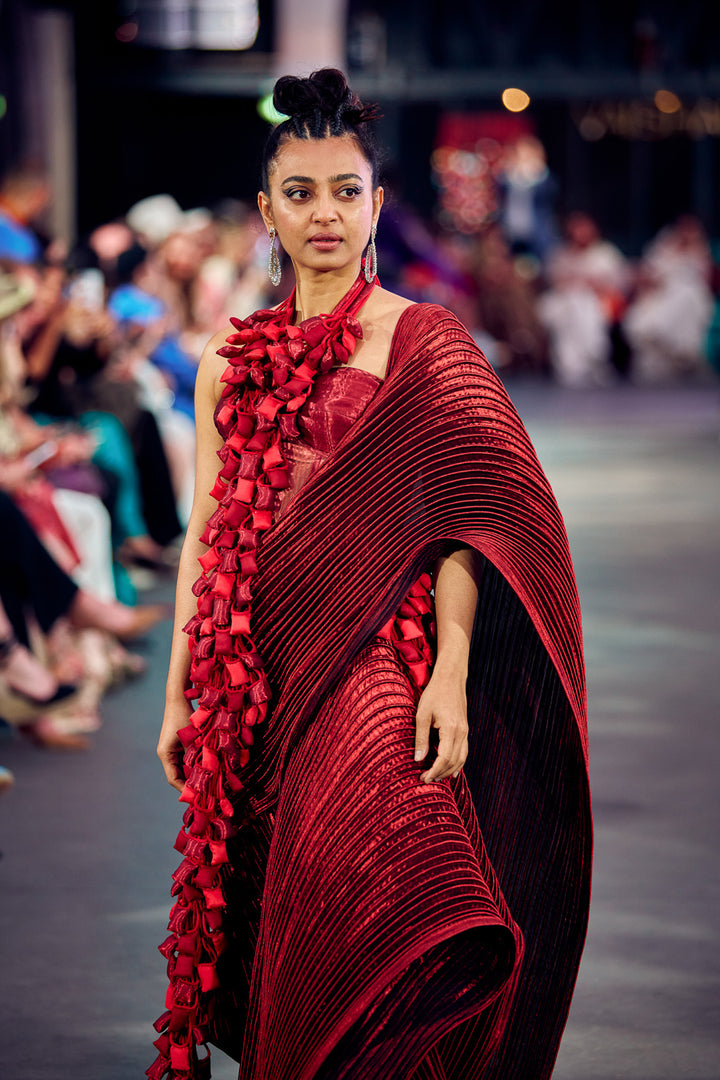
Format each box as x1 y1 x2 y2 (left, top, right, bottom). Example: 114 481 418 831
296 252 362 276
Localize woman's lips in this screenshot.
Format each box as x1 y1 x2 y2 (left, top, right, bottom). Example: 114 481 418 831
309 235 342 251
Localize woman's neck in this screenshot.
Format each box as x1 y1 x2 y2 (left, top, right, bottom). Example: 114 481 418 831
292 263 362 323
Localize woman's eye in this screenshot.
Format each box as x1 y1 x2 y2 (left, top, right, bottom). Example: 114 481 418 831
339 186 362 198
285 188 310 201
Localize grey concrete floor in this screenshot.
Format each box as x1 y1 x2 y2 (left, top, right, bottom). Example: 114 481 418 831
1 382 719 1080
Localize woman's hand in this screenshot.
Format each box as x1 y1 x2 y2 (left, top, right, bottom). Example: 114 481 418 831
414 665 469 783
419 545 480 784
56 431 95 465
157 698 193 793
0 456 34 493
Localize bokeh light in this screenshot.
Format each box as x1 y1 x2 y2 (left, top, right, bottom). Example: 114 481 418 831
0 94 7 120
654 89 682 114
502 88 531 112
432 145 498 233
578 114 606 141
115 22 139 43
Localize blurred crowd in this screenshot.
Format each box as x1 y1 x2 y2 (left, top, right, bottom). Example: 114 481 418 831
1 147 718 791
398 136 720 388
0 166 274 790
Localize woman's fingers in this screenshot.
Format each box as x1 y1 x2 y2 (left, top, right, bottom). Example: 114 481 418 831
414 699 432 763
419 714 467 783
163 758 185 793
452 736 469 779
157 737 185 792
157 701 193 794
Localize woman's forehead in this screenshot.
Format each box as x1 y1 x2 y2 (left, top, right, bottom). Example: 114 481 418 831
268 136 372 183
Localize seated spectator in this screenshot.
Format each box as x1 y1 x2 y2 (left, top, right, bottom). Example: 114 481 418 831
538 212 630 387
12 264 181 586
0 164 50 265
88 220 135 289
0 593 78 725
125 193 186 251
111 235 203 417
0 491 167 746
108 244 197 524
623 215 715 383
468 225 549 373
192 200 268 334
0 410 117 602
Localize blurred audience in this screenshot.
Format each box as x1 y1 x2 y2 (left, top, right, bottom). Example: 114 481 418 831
192 199 268 338
623 215 715 383
0 489 165 749
0 169 282 783
467 225 548 372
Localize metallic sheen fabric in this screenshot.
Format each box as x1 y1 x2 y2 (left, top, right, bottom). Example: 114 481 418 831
276 365 382 520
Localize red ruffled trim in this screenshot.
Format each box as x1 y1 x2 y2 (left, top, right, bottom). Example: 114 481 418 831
377 572 436 690
149 275 435 1079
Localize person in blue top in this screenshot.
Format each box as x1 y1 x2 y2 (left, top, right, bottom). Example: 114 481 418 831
0 166 49 264
108 244 198 420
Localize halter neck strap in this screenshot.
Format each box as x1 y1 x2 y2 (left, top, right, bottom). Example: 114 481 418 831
286 271 377 327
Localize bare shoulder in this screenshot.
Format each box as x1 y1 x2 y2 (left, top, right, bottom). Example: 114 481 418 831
189 326 229 410
364 286 415 328
351 288 416 377
204 327 232 358
197 328 232 403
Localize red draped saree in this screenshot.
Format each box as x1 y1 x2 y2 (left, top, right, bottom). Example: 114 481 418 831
149 275 591 1080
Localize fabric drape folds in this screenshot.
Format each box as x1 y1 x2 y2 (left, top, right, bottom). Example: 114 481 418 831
150 287 591 1080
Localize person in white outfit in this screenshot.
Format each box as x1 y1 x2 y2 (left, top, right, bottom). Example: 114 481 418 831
538 213 629 387
623 216 714 383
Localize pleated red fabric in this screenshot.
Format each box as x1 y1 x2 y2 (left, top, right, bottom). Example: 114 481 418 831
149 273 591 1080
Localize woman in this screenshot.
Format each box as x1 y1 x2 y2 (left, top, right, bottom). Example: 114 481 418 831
153 70 590 1080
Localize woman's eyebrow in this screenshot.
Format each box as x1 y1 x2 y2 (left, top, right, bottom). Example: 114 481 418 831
280 173 364 185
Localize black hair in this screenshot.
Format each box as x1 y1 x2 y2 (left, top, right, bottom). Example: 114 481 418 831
115 243 148 285
260 68 383 190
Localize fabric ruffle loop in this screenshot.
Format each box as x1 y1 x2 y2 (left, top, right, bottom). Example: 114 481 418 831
377 571 436 692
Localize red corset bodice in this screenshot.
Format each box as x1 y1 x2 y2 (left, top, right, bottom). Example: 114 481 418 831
274 365 382 517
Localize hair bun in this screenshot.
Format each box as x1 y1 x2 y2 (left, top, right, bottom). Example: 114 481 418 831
261 68 383 189
274 68 359 121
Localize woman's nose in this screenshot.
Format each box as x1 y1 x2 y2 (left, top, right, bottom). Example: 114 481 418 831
312 192 337 222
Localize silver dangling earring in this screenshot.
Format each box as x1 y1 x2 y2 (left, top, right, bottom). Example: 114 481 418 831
364 223 378 283
267 227 282 287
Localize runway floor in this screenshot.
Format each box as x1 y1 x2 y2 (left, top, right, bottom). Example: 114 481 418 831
2 381 718 1079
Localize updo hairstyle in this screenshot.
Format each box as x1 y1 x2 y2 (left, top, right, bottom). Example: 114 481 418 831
260 68 382 191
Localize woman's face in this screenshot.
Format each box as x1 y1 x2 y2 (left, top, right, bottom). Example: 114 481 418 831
258 135 382 277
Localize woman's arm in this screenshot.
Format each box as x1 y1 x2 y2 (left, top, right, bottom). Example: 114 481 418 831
414 546 481 783
156 331 228 792
24 305 66 382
